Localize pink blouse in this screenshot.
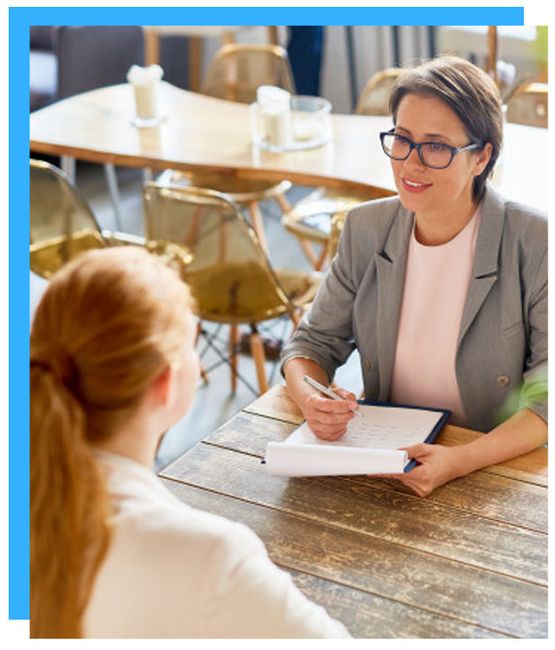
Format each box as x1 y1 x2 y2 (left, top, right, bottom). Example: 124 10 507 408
390 209 481 424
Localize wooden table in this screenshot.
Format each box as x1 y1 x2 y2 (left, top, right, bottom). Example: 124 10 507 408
29 82 547 210
160 384 547 638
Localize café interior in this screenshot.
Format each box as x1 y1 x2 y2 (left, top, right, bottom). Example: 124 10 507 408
28 24 548 638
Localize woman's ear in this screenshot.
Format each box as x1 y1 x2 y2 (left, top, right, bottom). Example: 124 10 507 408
474 142 493 177
150 365 174 406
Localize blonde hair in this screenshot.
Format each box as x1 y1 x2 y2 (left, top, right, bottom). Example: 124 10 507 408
30 247 194 637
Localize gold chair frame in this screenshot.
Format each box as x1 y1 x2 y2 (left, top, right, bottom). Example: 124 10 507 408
143 182 321 394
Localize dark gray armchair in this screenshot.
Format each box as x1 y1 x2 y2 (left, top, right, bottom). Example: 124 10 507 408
30 26 145 111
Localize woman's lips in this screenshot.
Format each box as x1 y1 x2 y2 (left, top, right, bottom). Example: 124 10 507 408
401 177 433 193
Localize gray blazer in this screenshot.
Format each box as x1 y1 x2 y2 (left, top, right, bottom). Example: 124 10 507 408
281 186 547 432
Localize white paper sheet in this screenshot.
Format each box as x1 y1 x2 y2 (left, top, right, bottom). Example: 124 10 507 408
264 403 444 477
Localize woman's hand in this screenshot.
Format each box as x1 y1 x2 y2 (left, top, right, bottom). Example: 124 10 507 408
391 443 462 497
304 387 358 441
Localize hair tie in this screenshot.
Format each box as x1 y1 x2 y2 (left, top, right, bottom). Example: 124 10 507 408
31 348 78 387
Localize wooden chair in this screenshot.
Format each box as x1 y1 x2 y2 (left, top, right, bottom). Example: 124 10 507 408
282 68 403 269
143 182 322 395
506 81 547 128
158 44 297 252
30 159 189 278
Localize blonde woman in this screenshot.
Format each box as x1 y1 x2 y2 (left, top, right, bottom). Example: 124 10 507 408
30 247 349 638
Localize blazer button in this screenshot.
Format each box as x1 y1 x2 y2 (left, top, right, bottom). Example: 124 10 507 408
497 374 511 388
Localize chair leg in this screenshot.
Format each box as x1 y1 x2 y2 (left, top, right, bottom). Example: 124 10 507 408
247 202 269 254
275 192 292 214
229 324 240 393
249 329 269 394
196 322 210 385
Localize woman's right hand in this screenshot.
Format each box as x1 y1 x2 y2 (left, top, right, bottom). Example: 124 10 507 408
303 387 358 441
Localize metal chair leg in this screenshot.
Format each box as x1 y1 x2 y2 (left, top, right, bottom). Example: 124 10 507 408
103 163 123 230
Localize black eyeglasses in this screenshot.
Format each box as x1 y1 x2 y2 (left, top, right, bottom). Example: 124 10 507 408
379 129 483 169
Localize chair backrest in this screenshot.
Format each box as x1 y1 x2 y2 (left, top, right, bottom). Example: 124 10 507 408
506 81 548 128
30 159 105 277
143 183 293 323
201 43 296 104
355 67 404 116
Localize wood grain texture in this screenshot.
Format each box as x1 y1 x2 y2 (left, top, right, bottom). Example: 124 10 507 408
287 570 509 639
160 477 547 638
196 409 547 531
161 443 547 584
29 83 547 209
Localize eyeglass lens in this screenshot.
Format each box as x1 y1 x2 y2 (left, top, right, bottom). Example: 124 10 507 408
382 134 453 169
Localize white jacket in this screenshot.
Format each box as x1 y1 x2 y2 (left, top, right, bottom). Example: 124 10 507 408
84 451 350 638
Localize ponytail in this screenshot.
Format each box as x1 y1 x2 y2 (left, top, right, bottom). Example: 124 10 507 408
30 360 111 638
30 247 193 637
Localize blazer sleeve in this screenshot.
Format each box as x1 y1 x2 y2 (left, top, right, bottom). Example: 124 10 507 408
280 211 359 382
520 245 548 422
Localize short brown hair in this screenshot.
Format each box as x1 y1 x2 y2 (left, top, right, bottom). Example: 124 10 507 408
389 56 503 201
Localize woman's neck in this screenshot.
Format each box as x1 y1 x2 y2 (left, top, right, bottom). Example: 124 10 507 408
92 410 163 469
414 197 478 246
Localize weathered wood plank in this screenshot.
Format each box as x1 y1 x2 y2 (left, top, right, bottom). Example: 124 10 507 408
195 411 547 532
161 444 547 584
242 385 547 486
287 570 510 639
160 477 547 638
347 473 547 534
243 384 304 424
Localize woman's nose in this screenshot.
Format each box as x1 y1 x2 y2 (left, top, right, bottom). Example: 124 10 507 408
403 146 426 170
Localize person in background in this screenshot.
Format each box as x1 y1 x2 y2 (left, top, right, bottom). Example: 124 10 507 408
30 247 350 638
287 26 325 96
281 56 547 497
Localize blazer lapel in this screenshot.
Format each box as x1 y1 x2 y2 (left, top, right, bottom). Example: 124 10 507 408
376 206 413 400
457 187 505 347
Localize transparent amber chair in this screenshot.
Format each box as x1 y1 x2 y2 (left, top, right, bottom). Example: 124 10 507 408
158 43 297 251
30 159 114 278
506 82 547 128
30 159 189 279
201 43 296 103
143 182 321 395
282 68 403 269
355 67 405 115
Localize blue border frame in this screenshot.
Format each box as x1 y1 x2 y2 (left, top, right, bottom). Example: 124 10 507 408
11 4 524 622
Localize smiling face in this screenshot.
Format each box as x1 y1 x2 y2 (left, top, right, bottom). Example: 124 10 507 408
391 93 491 220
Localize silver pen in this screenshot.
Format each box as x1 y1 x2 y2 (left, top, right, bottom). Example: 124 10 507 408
303 375 359 416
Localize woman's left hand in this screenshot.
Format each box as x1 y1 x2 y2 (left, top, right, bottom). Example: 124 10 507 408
392 444 462 497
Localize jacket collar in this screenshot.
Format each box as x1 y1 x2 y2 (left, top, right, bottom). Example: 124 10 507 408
471 185 505 278
375 185 506 398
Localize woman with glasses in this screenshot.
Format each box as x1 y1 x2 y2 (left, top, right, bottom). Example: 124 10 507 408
281 56 547 497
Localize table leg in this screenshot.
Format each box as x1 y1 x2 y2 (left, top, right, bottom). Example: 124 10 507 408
103 163 123 231
61 156 76 182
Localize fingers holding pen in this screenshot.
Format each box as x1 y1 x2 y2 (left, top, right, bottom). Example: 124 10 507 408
305 393 356 440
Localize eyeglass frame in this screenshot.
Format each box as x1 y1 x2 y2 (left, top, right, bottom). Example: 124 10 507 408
379 128 483 170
